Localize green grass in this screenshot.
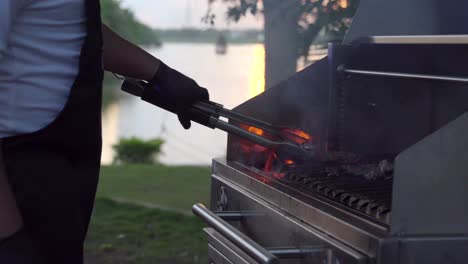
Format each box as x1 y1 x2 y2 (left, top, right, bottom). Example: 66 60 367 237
85 198 208 264
85 165 212 263
97 165 211 212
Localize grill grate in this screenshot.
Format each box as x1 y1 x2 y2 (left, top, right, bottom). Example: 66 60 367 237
280 161 393 223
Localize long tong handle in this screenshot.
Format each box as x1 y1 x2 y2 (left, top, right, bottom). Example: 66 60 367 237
122 79 274 130
193 101 274 130
120 79 314 158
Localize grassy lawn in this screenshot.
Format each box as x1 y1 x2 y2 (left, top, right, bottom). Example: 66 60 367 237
97 165 211 212
85 165 211 264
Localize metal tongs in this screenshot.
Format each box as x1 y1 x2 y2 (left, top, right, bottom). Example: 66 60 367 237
121 79 316 159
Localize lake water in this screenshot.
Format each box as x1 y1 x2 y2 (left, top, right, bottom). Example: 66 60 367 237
101 43 266 165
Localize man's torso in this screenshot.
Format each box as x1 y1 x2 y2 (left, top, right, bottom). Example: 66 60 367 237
0 0 86 138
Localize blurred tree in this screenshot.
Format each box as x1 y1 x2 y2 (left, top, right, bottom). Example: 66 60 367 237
101 0 161 46
205 0 358 89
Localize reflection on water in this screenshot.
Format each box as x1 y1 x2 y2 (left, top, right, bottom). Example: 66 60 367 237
102 43 265 165
248 45 265 98
101 103 120 164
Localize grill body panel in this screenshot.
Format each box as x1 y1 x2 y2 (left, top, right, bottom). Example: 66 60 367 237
208 159 468 264
196 36 468 264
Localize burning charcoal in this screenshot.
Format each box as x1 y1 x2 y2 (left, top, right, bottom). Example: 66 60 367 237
342 164 375 177
364 160 394 180
338 159 394 180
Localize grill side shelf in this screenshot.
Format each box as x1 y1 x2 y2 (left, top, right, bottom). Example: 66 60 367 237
392 112 468 235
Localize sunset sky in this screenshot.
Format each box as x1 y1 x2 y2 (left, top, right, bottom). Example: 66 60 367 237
122 0 263 29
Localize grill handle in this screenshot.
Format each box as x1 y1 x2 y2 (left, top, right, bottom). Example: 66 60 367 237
192 203 279 264
337 64 468 83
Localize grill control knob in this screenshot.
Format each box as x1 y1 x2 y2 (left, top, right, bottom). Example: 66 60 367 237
217 186 228 211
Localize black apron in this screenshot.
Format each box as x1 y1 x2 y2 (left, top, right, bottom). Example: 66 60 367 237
1 0 103 263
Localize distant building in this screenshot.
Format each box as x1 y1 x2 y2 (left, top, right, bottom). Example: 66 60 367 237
216 33 228 55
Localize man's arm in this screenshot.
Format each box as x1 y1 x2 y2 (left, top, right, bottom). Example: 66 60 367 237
101 24 209 129
102 24 160 81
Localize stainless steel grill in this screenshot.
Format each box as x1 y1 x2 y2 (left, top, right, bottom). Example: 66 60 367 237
190 4 468 260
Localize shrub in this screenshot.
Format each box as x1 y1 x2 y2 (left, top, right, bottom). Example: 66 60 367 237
113 137 164 164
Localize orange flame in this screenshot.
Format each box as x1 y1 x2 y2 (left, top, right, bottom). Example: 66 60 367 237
282 128 313 144
237 125 314 181
248 126 264 136
289 129 311 140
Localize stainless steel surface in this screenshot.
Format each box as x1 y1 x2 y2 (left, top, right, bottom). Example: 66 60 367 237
210 170 369 263
392 112 468 236
206 228 260 264
267 248 326 259
202 21 468 262
344 0 468 44
215 211 262 221
212 158 384 258
325 43 468 155
339 65 468 84
208 245 236 264
193 204 279 264
365 35 468 44
397 237 468 264
207 159 468 263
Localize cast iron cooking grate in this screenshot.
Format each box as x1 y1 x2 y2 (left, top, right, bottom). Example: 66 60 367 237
281 160 393 223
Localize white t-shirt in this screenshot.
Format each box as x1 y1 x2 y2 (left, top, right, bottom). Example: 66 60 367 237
0 0 86 138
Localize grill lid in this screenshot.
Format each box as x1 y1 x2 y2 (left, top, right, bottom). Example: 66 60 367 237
345 0 468 44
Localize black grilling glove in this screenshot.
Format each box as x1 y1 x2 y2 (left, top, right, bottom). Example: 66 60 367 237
147 62 209 129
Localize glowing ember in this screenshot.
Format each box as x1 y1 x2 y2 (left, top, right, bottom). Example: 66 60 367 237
237 125 314 181
240 142 267 153
293 130 311 140
248 126 264 136
263 150 276 172
282 128 313 145
285 128 312 140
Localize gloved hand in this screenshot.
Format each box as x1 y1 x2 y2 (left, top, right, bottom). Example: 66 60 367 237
147 62 209 129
